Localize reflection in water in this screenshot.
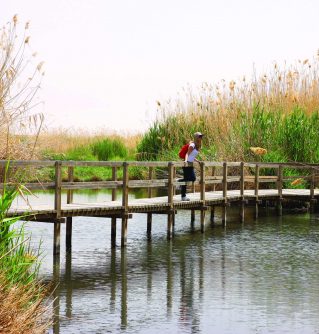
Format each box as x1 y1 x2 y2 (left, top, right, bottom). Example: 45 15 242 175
120 248 127 330
32 203 319 334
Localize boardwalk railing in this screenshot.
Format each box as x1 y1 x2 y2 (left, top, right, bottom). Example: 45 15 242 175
1 160 318 252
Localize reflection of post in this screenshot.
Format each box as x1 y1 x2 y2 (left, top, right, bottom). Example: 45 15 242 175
65 251 72 319
53 256 60 334
166 241 173 317
120 248 127 329
147 242 153 301
198 243 204 303
179 249 186 323
110 247 117 312
221 240 226 301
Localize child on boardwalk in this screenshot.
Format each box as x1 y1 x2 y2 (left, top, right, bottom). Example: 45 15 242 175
179 132 203 201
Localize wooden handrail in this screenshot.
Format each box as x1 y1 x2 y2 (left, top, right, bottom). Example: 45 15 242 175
1 160 318 196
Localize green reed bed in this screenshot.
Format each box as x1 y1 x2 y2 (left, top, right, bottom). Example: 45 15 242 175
138 56 319 170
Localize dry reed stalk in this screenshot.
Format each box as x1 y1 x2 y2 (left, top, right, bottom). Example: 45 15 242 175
0 276 52 333
0 15 44 160
36 128 141 155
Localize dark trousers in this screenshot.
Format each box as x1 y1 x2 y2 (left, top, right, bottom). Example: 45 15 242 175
179 167 196 197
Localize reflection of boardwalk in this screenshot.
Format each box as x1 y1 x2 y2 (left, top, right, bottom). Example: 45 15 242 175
2 160 319 255
52 238 206 334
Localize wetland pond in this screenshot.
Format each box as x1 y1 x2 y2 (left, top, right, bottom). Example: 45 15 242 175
21 190 319 334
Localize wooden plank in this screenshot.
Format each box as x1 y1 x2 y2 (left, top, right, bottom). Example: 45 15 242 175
0 160 55 167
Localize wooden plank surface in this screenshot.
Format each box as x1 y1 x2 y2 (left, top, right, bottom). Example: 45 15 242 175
7 188 319 219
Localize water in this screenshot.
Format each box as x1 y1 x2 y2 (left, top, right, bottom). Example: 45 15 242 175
21 191 319 333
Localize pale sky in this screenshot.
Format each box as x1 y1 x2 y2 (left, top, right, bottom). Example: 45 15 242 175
2 0 319 133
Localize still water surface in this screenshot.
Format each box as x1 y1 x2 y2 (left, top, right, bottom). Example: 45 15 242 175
22 191 319 334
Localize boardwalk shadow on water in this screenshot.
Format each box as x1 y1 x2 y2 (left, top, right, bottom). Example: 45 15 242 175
43 206 319 334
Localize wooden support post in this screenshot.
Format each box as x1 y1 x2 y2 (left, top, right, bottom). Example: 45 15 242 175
240 161 245 223
167 162 174 240
210 206 215 226
66 219 72 253
255 164 260 219
112 167 118 247
191 180 195 222
200 161 206 233
191 210 195 223
66 166 73 252
53 219 61 256
222 162 228 225
111 218 117 248
277 165 283 216
121 162 129 247
147 167 154 239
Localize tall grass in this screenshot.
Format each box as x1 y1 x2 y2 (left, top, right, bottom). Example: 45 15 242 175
0 165 51 332
138 54 319 165
91 137 128 161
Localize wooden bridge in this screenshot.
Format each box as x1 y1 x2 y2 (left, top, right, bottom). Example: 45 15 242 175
2 160 318 257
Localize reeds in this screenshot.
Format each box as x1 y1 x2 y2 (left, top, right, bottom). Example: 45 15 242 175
138 54 319 164
0 15 44 160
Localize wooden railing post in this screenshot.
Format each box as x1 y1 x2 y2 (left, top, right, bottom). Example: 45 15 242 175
111 166 118 247
277 165 283 216
121 162 129 247
240 161 245 222
54 161 62 219
212 166 216 191
66 165 74 252
54 161 62 256
255 164 260 219
147 167 154 239
310 167 316 213
222 162 228 225
200 161 206 232
191 171 196 223
167 162 174 240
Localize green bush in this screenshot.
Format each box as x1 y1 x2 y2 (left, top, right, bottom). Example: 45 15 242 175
91 138 128 161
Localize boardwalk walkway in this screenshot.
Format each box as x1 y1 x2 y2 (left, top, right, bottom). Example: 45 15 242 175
2 160 319 256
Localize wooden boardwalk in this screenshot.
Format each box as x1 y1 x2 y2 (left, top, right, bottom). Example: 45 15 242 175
9 189 319 216
2 160 319 256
